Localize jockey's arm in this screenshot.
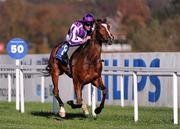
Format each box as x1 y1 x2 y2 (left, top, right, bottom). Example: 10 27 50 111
67 25 90 45
71 28 83 44
67 26 83 45
81 36 91 44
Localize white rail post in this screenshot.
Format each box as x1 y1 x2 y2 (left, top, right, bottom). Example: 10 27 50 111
20 69 24 113
120 75 124 107
41 76 45 103
133 72 138 122
87 84 91 106
92 85 96 117
173 72 178 125
8 74 11 102
16 60 20 111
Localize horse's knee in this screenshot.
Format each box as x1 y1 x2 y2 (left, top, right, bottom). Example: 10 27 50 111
101 87 106 95
53 88 59 96
52 71 59 77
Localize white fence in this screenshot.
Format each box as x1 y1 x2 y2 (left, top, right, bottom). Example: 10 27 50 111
0 64 179 124
102 66 180 124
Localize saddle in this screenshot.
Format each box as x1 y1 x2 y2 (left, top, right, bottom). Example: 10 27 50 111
59 41 79 65
57 41 79 77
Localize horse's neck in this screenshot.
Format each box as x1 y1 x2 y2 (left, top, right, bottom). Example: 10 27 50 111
87 32 102 57
70 30 102 63
92 29 102 49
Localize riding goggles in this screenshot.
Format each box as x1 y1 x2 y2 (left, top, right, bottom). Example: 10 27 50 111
84 22 94 27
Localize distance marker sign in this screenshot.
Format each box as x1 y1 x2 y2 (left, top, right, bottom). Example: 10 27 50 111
6 38 28 59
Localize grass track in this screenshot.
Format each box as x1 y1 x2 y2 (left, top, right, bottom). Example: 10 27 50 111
0 101 179 129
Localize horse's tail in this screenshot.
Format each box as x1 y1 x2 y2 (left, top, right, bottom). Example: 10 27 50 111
40 64 51 77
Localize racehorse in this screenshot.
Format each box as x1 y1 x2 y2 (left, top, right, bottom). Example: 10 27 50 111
46 18 114 117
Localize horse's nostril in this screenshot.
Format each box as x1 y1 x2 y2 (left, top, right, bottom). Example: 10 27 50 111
107 38 112 45
110 34 114 40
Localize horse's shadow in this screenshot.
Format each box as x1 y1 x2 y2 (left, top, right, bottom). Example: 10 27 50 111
31 111 87 120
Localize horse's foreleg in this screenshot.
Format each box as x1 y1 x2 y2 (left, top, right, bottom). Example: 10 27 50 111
92 77 106 114
75 83 83 105
51 67 65 117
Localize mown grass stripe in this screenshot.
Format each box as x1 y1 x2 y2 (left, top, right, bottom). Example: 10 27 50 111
0 101 179 129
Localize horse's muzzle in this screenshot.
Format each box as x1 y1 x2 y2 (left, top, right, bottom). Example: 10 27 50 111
107 37 113 45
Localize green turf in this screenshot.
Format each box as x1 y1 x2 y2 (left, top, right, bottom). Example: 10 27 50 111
0 101 179 129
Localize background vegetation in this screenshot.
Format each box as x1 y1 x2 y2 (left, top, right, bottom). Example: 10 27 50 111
0 0 179 53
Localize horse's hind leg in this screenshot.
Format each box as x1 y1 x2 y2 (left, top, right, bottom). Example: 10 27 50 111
92 77 106 114
51 66 65 117
67 81 82 109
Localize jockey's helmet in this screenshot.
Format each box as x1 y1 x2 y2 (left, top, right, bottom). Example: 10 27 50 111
82 13 94 27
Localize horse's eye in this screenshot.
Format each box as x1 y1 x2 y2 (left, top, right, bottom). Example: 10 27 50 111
107 25 110 29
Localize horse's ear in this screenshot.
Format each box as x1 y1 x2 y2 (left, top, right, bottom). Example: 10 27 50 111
95 19 102 24
102 18 107 23
95 18 107 23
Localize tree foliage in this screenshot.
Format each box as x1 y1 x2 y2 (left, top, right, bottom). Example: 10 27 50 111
0 0 85 53
130 16 180 51
0 0 179 53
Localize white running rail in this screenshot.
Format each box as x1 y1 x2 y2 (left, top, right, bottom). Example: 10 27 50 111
0 65 179 124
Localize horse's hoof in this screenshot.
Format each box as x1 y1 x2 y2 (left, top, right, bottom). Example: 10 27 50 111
82 104 89 115
67 100 76 109
74 104 82 108
67 100 82 109
67 100 74 106
59 107 66 118
94 107 102 114
59 112 66 118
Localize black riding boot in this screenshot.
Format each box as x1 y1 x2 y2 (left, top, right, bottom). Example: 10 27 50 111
61 53 72 77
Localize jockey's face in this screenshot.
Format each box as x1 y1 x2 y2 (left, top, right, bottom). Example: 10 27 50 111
84 25 91 31
84 21 94 31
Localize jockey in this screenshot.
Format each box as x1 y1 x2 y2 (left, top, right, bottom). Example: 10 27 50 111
56 13 95 65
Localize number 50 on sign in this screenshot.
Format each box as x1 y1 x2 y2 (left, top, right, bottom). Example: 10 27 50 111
6 38 28 59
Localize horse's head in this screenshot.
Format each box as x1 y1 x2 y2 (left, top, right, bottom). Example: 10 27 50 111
94 18 114 45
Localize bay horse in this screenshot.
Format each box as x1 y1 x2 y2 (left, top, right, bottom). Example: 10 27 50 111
46 19 114 117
